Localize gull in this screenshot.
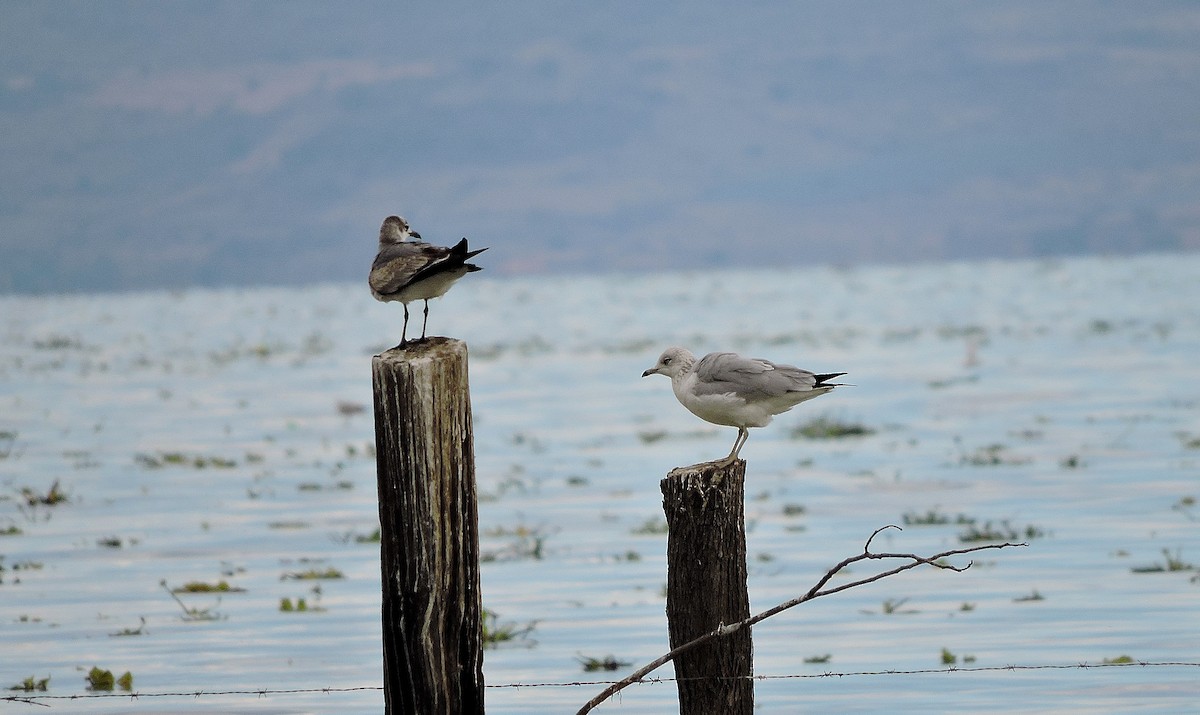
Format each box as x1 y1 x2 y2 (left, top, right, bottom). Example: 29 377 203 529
369 215 487 347
642 347 846 465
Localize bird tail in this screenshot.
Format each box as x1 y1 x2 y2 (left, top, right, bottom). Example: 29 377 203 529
814 372 848 386
451 238 489 261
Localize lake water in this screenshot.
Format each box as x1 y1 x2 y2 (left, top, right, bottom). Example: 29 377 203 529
1 253 1198 713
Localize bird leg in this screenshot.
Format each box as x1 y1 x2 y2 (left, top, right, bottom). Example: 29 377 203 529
717 427 749 466
398 304 410 348
420 299 430 341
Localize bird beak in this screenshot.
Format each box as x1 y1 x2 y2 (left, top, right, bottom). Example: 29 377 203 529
641 368 655 377
410 230 422 240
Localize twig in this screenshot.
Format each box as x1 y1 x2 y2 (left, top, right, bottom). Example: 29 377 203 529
576 525 1025 715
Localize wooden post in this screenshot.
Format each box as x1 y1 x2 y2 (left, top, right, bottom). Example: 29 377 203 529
661 459 753 714
372 337 484 714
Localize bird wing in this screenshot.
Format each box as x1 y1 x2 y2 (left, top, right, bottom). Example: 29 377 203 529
368 242 454 296
692 352 819 400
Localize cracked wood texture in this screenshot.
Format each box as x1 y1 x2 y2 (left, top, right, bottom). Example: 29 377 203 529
372 338 484 714
661 459 753 714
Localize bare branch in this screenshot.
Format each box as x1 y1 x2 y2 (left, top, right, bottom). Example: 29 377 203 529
576 527 1025 715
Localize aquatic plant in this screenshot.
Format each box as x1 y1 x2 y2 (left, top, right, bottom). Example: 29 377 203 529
630 517 668 535
8 675 49 692
0 430 16 460
781 503 806 517
482 608 536 648
939 648 976 665
172 580 246 593
958 520 1045 543
134 451 237 469
19 480 69 506
160 580 223 621
803 654 832 664
109 617 148 637
1131 548 1195 573
637 429 669 444
958 443 1031 466
790 416 875 439
902 508 975 526
85 667 132 692
577 654 631 672
280 567 344 580
481 523 553 562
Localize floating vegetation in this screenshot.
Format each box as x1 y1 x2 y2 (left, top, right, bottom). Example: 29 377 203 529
1014 589 1045 602
939 648 976 665
630 517 668 535
172 580 246 593
781 503 806 517
881 597 915 615
268 521 310 530
19 480 68 507
637 429 669 444
1 524 23 537
109 618 148 637
481 523 553 562
336 400 366 416
8 675 50 692
280 588 326 613
958 520 1044 543
791 416 875 440
160 580 223 621
298 480 353 492
577 654 631 672
1171 495 1196 521
135 451 237 469
86 667 132 692
1 558 42 585
803 654 832 664
330 527 381 544
1130 548 1195 573
280 597 311 612
1059 454 1084 469
902 509 975 526
482 608 536 649
96 536 126 549
281 567 344 581
1178 433 1200 450
958 443 1031 467
1103 654 1136 664
928 374 980 389
33 334 82 350
0 430 17 460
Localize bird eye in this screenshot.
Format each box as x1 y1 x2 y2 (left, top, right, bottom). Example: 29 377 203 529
662 357 671 365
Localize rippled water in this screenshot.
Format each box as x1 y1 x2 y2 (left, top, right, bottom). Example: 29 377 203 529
2 253 1198 713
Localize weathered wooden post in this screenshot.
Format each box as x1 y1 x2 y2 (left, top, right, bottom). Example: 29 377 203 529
661 459 753 714
372 337 484 713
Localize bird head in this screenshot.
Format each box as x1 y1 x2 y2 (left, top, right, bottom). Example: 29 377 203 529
642 346 694 379
379 216 421 245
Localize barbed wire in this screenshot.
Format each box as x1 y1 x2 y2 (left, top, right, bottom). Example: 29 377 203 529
4 660 1197 706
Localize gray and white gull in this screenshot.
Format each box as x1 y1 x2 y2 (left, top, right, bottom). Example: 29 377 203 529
642 347 846 464
369 215 487 347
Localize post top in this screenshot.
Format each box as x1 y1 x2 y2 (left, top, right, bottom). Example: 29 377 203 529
375 336 467 362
